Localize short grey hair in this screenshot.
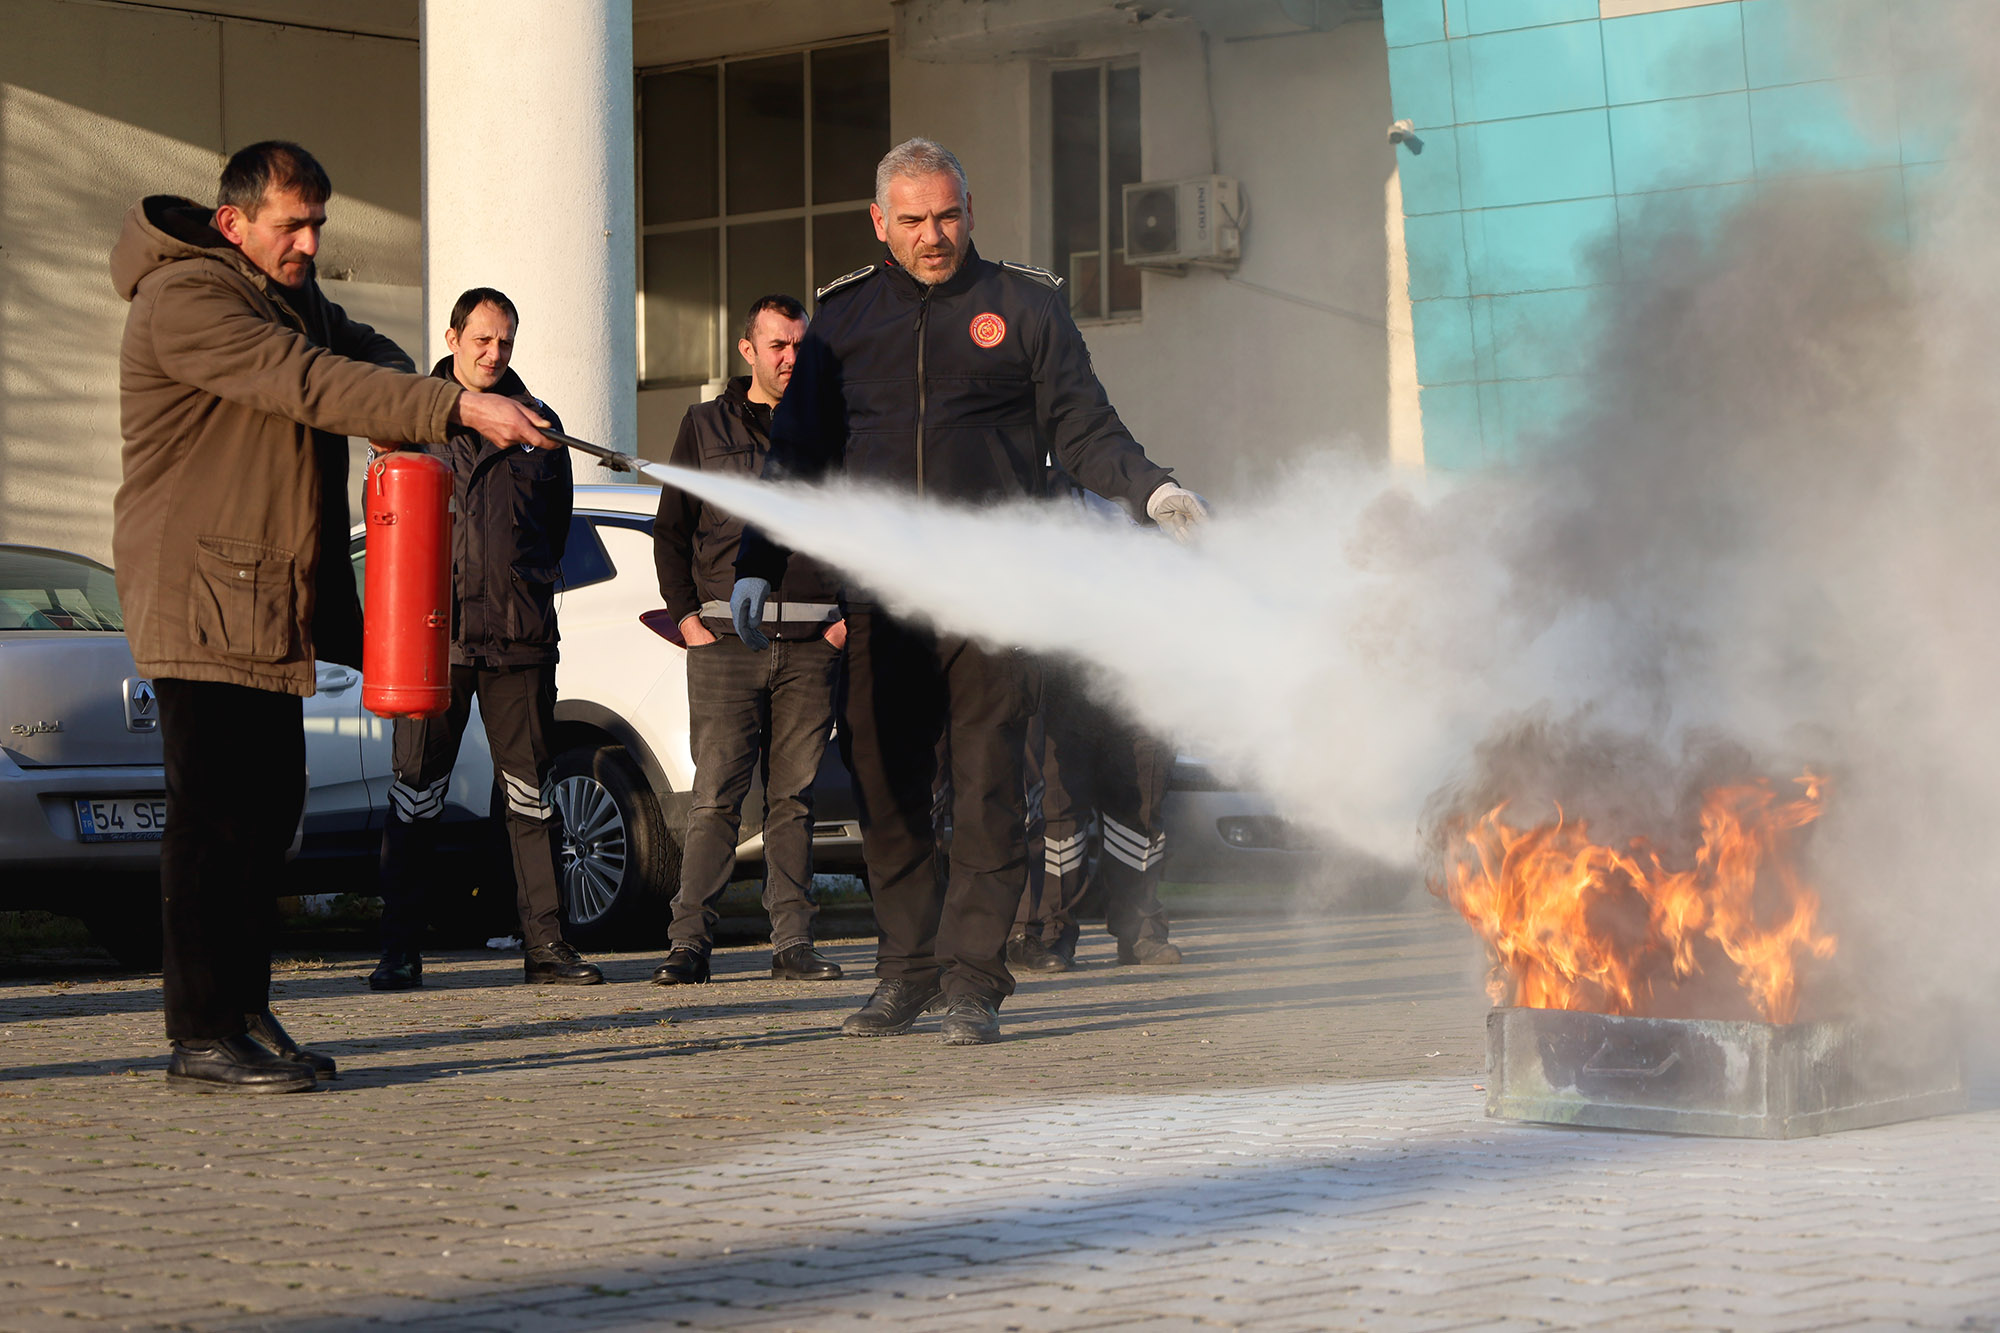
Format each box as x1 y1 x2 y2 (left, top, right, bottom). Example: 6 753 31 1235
875 137 969 210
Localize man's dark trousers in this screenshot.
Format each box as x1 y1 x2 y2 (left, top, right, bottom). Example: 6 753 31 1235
1015 669 1173 951
157 678 305 1041
379 664 564 951
843 606 1036 1002
669 634 838 953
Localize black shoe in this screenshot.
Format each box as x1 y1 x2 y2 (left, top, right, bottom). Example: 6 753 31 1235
167 1034 318 1094
367 952 422 992
651 946 710 985
771 944 842 980
524 940 604 985
840 979 942 1037
1005 935 1074 973
245 1009 337 1079
940 993 1001 1045
1117 938 1184 966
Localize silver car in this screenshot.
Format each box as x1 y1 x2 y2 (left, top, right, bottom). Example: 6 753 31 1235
0 545 166 962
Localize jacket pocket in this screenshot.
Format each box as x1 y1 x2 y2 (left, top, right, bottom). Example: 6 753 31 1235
507 564 560 643
190 536 296 662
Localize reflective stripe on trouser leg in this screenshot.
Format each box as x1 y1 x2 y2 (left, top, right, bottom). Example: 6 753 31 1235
389 775 450 823
1044 828 1089 878
501 769 553 822
1101 814 1166 872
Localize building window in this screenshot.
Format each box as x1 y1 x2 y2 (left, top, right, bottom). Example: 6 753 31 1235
638 38 890 387
1051 60 1142 323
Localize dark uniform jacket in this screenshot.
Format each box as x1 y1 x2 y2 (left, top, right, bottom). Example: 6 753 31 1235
424 358 571 668
737 244 1175 592
653 377 840 641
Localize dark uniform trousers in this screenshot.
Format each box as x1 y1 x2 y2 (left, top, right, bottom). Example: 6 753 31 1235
378 664 563 951
670 633 839 953
843 606 1037 1002
1016 667 1173 952
157 678 305 1041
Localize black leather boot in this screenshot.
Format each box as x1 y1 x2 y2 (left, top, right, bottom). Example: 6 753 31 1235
939 993 1001 1045
524 940 604 985
1116 938 1184 966
166 1034 318 1093
367 952 423 992
651 946 710 985
839 979 942 1037
771 944 842 980
245 1009 337 1079
1005 935 1074 973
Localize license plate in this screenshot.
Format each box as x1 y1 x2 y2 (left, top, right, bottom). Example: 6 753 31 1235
75 797 168 843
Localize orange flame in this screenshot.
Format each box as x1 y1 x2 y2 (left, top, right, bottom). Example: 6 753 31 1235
1434 773 1837 1023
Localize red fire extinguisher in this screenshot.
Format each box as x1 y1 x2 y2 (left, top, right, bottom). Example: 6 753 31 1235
362 449 454 719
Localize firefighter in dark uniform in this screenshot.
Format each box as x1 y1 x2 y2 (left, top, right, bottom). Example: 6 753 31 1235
649 293 847 986
368 287 603 990
734 138 1209 1045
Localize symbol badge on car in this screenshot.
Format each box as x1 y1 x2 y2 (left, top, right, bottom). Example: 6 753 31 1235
124 677 158 733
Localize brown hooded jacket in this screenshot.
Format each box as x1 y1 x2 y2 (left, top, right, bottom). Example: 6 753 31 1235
110 195 461 696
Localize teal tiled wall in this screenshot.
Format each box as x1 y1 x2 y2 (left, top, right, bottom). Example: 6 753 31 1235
1385 0 1954 468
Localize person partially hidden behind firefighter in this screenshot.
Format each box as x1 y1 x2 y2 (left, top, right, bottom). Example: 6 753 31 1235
113 143 557 1092
368 288 604 991
649 294 847 986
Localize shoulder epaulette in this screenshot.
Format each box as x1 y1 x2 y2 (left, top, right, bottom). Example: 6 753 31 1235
815 264 878 302
999 260 1065 290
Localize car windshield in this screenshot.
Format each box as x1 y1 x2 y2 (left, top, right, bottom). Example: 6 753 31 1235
0 547 124 632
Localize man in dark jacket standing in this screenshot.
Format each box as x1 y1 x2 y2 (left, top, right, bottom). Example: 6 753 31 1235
369 288 603 990
734 139 1209 1045
650 295 847 986
113 143 556 1092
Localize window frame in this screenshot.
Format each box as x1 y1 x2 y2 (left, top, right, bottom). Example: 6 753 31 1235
635 34 889 390
1048 55 1144 327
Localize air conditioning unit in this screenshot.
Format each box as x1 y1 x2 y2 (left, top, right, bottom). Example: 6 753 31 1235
1122 175 1241 267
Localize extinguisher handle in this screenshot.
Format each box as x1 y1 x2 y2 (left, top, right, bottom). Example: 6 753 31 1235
538 428 644 474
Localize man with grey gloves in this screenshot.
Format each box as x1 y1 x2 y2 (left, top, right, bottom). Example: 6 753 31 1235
112 141 557 1093
650 294 847 987
733 138 1207 1046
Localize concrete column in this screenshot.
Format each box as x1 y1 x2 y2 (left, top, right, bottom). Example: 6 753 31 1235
421 0 636 473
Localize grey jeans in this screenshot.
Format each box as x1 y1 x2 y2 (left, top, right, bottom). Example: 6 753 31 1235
669 633 839 953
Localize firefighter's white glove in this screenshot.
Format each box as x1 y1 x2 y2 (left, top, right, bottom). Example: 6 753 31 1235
730 577 771 651
1145 482 1211 545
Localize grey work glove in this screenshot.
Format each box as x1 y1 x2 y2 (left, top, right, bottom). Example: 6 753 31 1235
1145 482 1212 545
730 577 772 651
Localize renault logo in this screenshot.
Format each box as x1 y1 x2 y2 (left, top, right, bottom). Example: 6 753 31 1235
125 677 158 733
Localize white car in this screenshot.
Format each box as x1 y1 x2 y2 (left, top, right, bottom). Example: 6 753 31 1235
315 482 864 946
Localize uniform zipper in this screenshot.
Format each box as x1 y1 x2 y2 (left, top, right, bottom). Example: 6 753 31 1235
914 286 931 496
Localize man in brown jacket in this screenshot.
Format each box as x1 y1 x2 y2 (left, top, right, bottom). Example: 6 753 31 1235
112 140 555 1093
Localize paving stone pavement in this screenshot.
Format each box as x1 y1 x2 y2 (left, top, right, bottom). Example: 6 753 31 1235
2 902 1998 1332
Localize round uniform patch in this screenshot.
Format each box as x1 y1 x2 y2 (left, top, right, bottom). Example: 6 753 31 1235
969 312 1007 348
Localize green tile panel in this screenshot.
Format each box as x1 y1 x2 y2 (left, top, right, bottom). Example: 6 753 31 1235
1609 92 1756 194
1601 2 1747 105
1460 109 1615 209
1450 22 1606 123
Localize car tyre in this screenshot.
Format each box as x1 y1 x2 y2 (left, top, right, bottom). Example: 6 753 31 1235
547 743 678 947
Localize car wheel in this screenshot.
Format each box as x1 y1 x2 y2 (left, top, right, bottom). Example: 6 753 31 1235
547 742 678 946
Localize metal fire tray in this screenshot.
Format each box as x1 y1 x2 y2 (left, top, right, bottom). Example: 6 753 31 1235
1485 1006 1966 1139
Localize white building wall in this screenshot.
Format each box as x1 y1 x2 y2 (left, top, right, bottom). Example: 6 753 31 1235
0 0 421 561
